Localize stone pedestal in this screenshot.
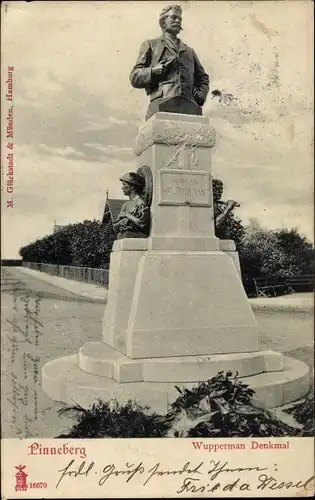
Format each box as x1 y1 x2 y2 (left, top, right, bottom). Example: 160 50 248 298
102 113 258 359
42 112 310 414
103 239 258 359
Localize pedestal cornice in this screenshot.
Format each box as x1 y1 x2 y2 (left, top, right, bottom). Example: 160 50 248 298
134 112 216 156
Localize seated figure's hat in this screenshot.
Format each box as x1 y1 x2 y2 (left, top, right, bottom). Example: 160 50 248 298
119 172 144 189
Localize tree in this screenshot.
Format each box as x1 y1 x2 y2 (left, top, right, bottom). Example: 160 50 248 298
238 220 314 295
70 220 116 268
19 220 116 268
274 228 314 277
238 221 283 294
20 226 76 265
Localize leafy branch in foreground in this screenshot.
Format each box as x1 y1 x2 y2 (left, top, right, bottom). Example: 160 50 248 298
57 399 168 438
166 371 299 437
56 371 310 438
284 393 314 436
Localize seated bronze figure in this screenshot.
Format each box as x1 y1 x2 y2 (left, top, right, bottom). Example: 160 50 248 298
113 172 150 239
213 179 240 239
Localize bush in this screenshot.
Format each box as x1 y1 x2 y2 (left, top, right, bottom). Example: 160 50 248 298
238 220 314 296
284 393 314 437
19 220 116 268
70 220 116 268
56 371 305 439
57 400 167 438
166 371 300 437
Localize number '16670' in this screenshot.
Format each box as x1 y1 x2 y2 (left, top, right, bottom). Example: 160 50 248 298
30 482 47 488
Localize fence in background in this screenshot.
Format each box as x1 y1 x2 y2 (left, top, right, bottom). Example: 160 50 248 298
22 262 109 287
21 263 314 297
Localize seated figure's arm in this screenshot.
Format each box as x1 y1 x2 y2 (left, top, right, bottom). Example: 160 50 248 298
113 204 127 233
215 200 239 228
124 201 150 234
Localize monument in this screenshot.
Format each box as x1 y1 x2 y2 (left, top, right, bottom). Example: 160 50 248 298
42 5 309 414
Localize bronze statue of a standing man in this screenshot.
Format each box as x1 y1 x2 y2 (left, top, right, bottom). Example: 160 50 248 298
130 5 210 120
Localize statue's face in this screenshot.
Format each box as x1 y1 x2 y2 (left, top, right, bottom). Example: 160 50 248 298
213 183 223 201
163 9 182 35
121 181 132 196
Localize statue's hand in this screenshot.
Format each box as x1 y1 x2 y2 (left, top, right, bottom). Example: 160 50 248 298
119 218 129 229
152 63 168 76
226 200 240 210
193 89 205 106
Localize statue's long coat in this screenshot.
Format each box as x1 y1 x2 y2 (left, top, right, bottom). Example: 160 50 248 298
130 35 209 119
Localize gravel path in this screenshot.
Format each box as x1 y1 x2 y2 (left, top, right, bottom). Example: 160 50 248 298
1 267 103 438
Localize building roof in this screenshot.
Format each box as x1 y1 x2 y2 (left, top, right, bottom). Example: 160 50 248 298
53 224 66 233
102 198 125 224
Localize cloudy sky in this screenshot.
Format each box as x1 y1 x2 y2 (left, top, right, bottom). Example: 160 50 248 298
1 0 313 258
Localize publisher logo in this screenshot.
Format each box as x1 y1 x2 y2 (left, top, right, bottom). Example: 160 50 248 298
15 465 28 491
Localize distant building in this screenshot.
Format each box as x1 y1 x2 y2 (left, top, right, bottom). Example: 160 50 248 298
53 222 66 233
101 190 124 225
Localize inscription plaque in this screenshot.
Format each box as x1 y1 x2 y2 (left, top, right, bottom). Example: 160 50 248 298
159 169 211 206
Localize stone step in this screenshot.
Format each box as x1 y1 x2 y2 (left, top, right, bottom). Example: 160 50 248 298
79 341 284 382
42 353 310 414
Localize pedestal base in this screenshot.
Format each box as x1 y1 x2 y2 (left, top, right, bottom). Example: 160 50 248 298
42 352 310 414
79 342 283 382
103 245 258 358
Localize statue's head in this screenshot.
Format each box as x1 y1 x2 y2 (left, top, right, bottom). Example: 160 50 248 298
119 172 144 196
159 5 182 35
212 178 224 202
